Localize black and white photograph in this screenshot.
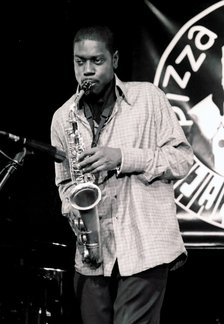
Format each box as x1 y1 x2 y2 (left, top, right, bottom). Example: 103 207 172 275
1 1 224 323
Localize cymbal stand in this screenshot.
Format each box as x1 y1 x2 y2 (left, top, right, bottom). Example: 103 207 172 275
0 147 27 191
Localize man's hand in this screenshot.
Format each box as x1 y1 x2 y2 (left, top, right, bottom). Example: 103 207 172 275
78 146 121 174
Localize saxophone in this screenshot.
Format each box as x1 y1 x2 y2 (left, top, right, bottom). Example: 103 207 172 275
66 80 102 268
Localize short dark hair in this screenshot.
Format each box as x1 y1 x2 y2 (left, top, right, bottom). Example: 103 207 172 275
73 25 117 55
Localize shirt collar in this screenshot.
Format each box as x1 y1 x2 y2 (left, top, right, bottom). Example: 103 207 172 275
75 74 131 107
114 74 131 106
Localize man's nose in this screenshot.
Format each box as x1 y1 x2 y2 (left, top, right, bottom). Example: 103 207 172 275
84 61 95 75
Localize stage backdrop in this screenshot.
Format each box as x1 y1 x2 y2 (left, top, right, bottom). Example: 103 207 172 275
0 0 224 248
128 0 224 247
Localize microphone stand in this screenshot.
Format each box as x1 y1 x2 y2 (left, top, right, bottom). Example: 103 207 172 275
0 147 27 192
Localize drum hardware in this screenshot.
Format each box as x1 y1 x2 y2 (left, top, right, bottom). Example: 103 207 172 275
25 266 66 324
0 147 27 191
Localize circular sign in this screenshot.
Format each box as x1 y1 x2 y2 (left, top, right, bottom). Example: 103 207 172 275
154 1 224 228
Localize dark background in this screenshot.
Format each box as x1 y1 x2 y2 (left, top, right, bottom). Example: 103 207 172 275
0 0 224 323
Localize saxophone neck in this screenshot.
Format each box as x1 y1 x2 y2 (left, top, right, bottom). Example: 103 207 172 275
72 89 85 111
70 80 95 116
74 80 95 105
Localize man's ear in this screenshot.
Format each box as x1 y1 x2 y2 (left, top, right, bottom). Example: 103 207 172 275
113 50 119 70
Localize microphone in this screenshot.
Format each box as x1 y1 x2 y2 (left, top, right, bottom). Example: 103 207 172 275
0 130 66 163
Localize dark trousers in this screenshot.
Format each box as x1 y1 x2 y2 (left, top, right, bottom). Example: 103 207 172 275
74 262 169 324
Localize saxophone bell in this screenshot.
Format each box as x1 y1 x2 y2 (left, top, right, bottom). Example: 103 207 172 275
70 181 102 268
70 182 101 211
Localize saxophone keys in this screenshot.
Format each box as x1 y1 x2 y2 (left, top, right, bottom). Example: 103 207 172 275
82 234 87 243
83 245 89 259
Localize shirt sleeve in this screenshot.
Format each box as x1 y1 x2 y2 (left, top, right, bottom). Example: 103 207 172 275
119 85 194 183
50 109 75 215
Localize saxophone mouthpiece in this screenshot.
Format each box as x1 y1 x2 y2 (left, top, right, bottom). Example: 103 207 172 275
81 80 95 95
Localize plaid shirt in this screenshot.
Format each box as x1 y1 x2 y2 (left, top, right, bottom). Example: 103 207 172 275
50 75 194 276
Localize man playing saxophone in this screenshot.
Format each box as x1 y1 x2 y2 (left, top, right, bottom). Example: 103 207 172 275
50 24 194 324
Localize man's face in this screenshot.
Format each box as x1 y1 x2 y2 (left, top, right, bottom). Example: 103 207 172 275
73 39 118 95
